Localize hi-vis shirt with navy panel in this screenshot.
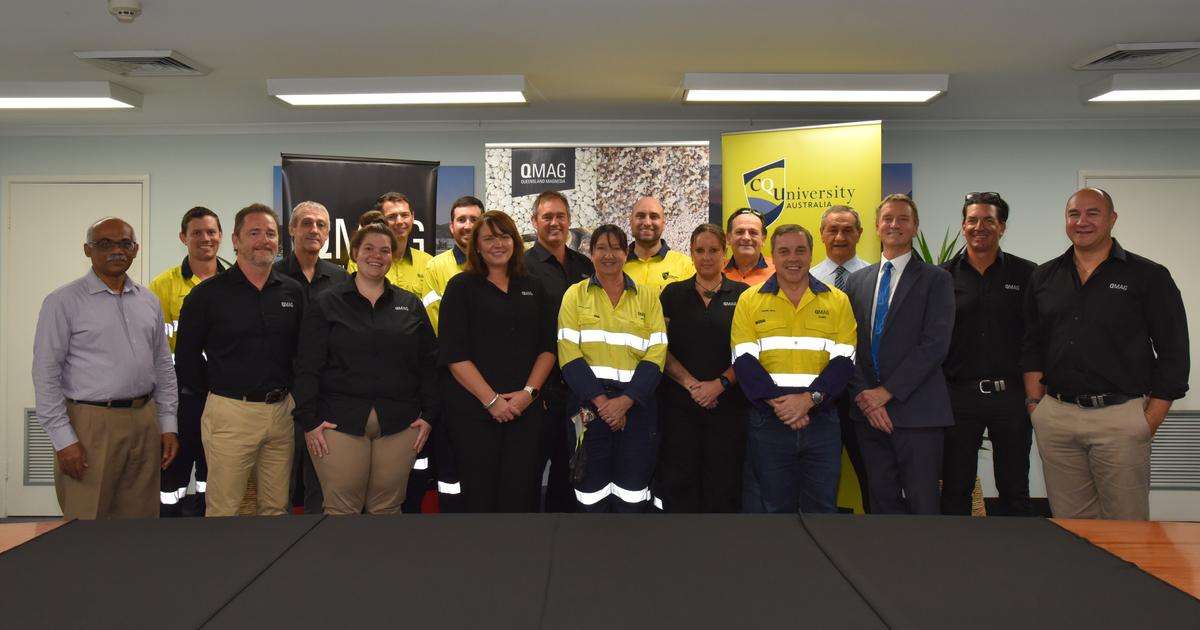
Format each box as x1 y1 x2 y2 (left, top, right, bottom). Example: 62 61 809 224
730 273 857 404
557 274 668 406
348 245 433 299
149 256 228 353
421 245 467 335
623 241 695 295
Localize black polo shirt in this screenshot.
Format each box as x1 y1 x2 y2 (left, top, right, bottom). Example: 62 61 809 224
273 252 349 300
524 242 595 311
941 249 1036 384
175 263 306 398
437 272 557 415
659 275 750 412
1022 239 1189 400
292 276 438 435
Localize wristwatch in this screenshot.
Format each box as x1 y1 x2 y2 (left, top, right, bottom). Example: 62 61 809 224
523 385 540 400
718 375 732 390
810 390 826 406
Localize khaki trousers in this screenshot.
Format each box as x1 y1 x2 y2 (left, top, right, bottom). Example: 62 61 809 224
55 401 161 519
201 393 295 517
1031 396 1152 520
311 409 418 515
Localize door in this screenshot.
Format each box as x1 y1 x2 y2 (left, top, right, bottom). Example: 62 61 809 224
1 177 148 516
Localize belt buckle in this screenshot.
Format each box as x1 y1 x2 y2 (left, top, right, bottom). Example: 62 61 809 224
978 379 1005 394
264 389 285 404
1090 394 1106 408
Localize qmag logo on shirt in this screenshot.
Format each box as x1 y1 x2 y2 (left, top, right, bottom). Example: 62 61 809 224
511 148 576 197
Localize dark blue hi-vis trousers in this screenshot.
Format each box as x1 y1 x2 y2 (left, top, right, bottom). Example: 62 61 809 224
573 397 659 513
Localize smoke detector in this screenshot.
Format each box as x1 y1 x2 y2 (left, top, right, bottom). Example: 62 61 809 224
75 50 210 77
1073 42 1200 71
108 0 142 23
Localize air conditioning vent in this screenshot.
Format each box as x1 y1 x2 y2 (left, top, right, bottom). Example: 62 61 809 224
1151 411 1200 490
24 408 54 486
74 50 210 77
1073 42 1200 71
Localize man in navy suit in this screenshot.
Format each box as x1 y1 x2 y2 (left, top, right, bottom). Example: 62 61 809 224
844 194 955 514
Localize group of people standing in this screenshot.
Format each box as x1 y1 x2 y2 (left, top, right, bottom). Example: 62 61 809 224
34 184 1188 522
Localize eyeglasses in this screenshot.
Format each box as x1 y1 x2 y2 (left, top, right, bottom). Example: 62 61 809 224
89 239 137 251
964 192 1003 204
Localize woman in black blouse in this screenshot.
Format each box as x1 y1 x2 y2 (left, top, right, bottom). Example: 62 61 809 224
292 220 437 515
657 223 750 512
439 210 557 512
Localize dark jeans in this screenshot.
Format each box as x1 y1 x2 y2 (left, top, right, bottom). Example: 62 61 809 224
656 397 747 513
746 405 842 514
574 397 659 513
450 403 546 512
540 390 577 513
942 383 1033 516
856 422 944 515
160 392 208 517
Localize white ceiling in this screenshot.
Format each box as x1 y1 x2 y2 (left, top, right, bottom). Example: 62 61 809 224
1 0 1199 129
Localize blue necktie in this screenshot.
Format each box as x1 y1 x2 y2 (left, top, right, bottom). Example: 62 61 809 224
871 261 894 381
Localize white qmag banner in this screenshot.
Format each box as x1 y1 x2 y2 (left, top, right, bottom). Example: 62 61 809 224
485 142 710 253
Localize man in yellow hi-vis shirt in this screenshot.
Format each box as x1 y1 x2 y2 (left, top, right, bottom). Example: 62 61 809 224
148 207 228 516
559 225 667 512
422 195 483 333
419 195 482 511
346 192 433 298
730 224 857 514
624 196 694 293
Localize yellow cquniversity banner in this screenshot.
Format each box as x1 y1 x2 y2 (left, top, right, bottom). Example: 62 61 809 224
722 120 882 264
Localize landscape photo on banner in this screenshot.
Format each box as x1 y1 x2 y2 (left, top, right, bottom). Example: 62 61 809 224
485 142 710 255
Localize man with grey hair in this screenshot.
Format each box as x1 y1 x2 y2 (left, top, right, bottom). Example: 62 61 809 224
273 200 347 514
33 217 179 518
810 204 872 511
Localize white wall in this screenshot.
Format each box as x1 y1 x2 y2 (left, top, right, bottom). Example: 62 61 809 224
2 123 1200 274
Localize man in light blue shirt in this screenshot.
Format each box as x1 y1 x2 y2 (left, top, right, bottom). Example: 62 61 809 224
809 204 872 510
33 217 178 518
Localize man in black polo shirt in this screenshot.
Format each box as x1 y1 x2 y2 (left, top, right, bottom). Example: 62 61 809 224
1023 188 1189 520
523 190 594 512
274 200 348 514
941 192 1036 516
176 203 307 517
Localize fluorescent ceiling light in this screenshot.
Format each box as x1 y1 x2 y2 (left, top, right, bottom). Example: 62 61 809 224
1082 73 1200 102
683 73 948 103
267 75 527 106
0 81 141 109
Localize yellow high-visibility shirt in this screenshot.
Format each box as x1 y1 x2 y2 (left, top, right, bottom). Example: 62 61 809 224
148 257 228 353
421 246 467 335
730 273 857 390
623 241 694 294
557 274 668 386
347 246 433 298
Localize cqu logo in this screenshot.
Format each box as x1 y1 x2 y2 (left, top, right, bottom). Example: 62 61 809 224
742 158 786 225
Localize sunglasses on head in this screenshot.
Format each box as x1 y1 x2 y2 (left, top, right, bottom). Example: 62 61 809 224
965 192 1003 204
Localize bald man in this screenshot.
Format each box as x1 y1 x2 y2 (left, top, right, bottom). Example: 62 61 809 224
33 218 179 518
1023 188 1189 520
624 196 695 293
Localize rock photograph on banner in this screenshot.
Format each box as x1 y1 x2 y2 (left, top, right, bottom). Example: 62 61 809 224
486 143 710 254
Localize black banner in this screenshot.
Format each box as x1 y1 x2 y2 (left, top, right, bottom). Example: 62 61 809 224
280 153 439 266
511 147 575 197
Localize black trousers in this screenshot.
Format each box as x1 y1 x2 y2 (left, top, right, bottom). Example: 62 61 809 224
540 390 576 512
656 397 747 513
291 424 323 514
856 422 944 515
941 382 1033 516
837 396 871 513
449 402 546 512
160 392 207 517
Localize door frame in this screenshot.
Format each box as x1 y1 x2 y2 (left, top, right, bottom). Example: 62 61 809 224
0 174 150 516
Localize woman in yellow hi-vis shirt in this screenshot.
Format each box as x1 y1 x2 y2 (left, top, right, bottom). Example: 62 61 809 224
557 225 667 512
